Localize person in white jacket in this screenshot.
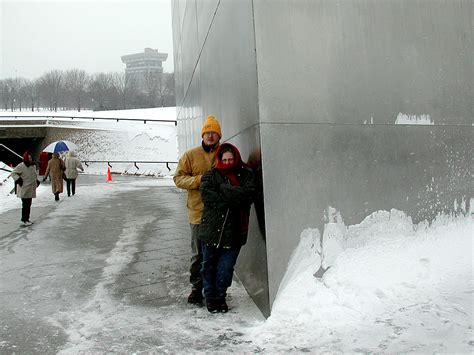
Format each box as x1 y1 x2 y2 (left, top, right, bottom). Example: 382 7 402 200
11 151 40 226
64 151 84 197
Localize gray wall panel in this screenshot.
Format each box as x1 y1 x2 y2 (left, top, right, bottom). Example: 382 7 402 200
253 0 473 125
171 0 181 56
199 0 259 141
181 0 199 102
196 0 220 50
174 43 185 107
228 125 269 317
261 123 473 303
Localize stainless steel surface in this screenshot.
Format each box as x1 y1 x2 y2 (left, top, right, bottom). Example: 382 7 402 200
253 0 473 125
196 0 220 50
229 125 269 318
172 0 474 315
261 123 472 303
198 0 259 139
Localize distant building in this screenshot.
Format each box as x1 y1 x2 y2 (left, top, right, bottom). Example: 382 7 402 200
121 48 168 92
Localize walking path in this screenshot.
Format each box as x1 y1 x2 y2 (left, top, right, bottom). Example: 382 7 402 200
0 175 264 354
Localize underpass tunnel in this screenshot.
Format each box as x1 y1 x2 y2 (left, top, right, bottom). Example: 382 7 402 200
0 137 45 167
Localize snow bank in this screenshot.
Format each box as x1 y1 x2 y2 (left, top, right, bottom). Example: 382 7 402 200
1 108 179 177
247 210 473 353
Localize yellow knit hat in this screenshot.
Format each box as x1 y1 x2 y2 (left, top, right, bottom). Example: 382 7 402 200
201 115 222 138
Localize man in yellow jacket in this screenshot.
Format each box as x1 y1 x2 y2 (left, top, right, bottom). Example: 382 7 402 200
173 115 222 304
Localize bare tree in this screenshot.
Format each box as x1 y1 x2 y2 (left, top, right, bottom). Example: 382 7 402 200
64 69 89 111
39 70 63 111
89 72 115 110
1 68 175 111
17 78 30 112
0 80 8 110
1 78 19 111
22 79 40 112
143 70 160 107
164 72 175 107
112 72 136 110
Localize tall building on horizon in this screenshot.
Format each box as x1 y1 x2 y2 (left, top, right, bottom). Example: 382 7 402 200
121 48 168 92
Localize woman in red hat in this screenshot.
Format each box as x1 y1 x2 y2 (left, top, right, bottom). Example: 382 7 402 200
198 143 255 313
11 151 40 226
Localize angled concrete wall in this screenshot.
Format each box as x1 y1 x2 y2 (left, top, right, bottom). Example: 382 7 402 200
172 0 473 316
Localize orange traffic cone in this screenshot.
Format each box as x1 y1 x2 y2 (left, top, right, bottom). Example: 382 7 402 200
106 167 113 182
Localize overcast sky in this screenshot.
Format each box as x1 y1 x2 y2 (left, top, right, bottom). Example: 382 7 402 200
0 0 174 80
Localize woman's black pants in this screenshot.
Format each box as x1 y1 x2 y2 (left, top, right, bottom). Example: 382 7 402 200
66 178 76 196
21 198 32 222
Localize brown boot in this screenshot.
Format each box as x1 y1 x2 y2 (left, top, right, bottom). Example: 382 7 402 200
187 288 203 304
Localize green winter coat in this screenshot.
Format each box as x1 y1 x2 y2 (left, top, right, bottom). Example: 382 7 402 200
198 166 255 249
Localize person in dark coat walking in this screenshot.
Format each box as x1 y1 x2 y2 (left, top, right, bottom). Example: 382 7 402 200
198 143 255 313
11 151 40 226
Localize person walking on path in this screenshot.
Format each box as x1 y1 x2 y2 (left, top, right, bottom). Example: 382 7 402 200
64 151 84 197
173 115 222 304
43 152 65 201
198 143 255 313
11 151 40 226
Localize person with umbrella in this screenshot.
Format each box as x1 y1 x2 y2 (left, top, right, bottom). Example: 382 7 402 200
11 151 40 226
43 140 79 154
43 152 65 201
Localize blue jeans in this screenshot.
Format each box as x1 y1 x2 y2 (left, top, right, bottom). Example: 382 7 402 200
201 242 241 300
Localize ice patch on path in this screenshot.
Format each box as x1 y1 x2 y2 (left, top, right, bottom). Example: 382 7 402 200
51 215 156 352
246 211 473 353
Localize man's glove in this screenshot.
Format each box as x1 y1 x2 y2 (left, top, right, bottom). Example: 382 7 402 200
16 177 23 186
36 180 41 187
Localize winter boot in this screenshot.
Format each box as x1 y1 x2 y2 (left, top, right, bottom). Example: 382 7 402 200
206 298 220 313
216 298 228 313
187 288 203 304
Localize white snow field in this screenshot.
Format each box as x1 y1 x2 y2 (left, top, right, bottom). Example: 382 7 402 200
247 209 473 353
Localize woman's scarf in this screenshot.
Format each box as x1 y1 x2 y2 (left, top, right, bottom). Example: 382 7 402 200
214 143 250 233
214 143 243 186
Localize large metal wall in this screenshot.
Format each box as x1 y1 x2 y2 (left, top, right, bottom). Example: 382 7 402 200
172 0 473 315
253 0 473 306
171 0 270 316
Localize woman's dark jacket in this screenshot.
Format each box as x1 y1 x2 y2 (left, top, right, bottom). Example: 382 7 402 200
198 166 256 249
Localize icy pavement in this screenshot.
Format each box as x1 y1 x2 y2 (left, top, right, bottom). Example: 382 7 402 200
0 174 472 353
0 175 264 354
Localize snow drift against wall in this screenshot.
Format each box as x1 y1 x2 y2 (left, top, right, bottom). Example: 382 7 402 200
247 209 473 353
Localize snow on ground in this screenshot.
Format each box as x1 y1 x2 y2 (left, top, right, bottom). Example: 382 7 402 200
2 108 472 352
0 107 177 121
246 209 473 353
3 170 472 352
1 107 179 176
